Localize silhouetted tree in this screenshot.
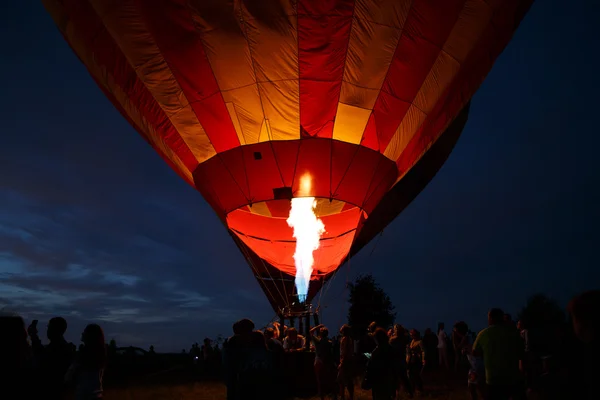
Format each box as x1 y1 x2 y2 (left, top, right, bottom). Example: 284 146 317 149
518 294 565 330
518 294 565 355
347 274 395 337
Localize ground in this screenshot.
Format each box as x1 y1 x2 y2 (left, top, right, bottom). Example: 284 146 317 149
105 383 470 400
102 356 475 399
104 374 472 400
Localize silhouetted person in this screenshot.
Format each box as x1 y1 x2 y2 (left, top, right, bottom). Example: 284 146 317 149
504 314 517 329
0 313 35 397
437 322 449 369
337 325 355 400
239 330 274 400
28 316 74 400
202 338 213 361
364 321 378 354
190 342 201 359
473 308 525 400
357 321 378 374
264 327 284 397
264 327 283 352
149 345 155 354
188 343 199 365
108 339 117 359
272 321 285 341
516 321 529 352
65 324 106 400
201 338 215 375
516 320 534 388
452 321 469 371
365 328 395 400
407 329 425 395
224 318 262 400
332 335 341 364
464 342 485 400
310 324 337 400
531 355 561 400
422 328 438 367
568 290 600 400
389 324 413 398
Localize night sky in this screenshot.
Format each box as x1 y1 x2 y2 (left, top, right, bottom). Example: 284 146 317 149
1 1 598 352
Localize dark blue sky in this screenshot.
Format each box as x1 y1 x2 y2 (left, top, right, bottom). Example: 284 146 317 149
1 1 598 351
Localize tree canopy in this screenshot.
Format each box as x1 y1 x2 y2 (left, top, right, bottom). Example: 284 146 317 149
518 293 565 329
518 293 566 355
347 274 395 336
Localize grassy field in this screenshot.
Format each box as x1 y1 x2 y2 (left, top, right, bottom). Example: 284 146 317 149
105 383 470 400
104 373 472 400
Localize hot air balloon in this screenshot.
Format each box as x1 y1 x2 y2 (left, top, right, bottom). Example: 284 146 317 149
43 0 533 319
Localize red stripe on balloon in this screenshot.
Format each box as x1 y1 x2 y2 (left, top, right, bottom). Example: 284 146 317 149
397 0 530 175
62 0 199 173
298 0 354 138
373 0 465 152
90 73 195 187
136 0 241 153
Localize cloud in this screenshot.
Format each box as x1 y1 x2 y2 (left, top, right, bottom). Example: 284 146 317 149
0 252 246 350
0 180 271 349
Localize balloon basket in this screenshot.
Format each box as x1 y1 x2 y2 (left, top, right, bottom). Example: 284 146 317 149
279 297 320 352
277 298 321 396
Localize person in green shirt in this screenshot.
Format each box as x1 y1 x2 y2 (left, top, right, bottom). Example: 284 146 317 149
472 308 525 400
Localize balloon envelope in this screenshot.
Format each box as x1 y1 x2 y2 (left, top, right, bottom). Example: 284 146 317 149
44 0 533 311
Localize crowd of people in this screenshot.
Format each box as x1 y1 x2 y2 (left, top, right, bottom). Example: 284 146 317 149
220 316 470 400
0 315 106 399
1 290 598 400
222 290 599 400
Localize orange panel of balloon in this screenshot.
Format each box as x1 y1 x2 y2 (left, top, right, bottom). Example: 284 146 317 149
43 0 534 312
